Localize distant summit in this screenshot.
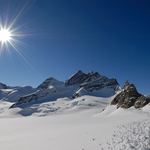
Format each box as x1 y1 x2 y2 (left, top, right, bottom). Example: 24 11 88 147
65 70 87 86
37 77 58 89
0 83 7 89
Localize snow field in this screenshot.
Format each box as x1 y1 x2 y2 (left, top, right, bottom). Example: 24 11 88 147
0 95 150 150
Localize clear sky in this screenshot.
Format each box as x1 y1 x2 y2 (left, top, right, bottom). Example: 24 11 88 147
0 0 150 95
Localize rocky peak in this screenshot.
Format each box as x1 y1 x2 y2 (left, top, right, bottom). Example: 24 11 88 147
65 70 120 94
65 70 87 86
37 77 58 89
86 71 101 80
111 81 150 109
0 83 7 89
65 70 103 87
123 81 139 97
123 80 129 89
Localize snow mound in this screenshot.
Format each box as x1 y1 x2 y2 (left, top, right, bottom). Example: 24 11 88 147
0 95 113 117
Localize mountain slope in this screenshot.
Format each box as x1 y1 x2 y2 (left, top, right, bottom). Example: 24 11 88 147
0 86 38 102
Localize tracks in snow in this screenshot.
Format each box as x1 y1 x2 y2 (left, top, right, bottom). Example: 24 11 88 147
100 119 150 150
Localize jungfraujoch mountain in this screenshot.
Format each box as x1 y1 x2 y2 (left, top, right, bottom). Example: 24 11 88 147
9 70 121 108
1 70 149 111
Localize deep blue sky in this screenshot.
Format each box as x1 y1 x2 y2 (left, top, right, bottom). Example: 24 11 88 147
0 0 150 95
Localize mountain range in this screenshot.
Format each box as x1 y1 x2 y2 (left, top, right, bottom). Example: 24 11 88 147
1 71 150 150
0 70 120 108
0 70 149 114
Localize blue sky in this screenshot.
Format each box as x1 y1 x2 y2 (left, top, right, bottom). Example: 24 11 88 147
0 0 150 95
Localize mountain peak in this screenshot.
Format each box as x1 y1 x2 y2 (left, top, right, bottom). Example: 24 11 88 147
77 70 83 73
0 83 7 89
37 77 58 89
65 70 86 86
69 70 83 78
123 80 130 89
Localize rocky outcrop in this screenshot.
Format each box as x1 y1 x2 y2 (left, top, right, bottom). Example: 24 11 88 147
111 80 150 109
10 90 49 108
72 93 79 99
134 95 150 108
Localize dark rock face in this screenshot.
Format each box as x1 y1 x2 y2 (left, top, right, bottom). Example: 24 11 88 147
66 70 119 92
0 83 7 89
134 95 150 108
10 90 49 108
111 80 150 109
80 76 118 92
65 70 88 86
10 93 38 108
72 93 79 99
37 77 57 89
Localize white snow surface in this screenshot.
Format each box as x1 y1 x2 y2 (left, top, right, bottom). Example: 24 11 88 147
0 86 37 102
0 93 150 150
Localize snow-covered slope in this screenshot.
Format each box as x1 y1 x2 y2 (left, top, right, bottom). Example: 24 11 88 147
1 94 150 150
0 86 37 102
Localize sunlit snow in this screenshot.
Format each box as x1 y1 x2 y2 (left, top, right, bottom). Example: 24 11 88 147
0 88 150 150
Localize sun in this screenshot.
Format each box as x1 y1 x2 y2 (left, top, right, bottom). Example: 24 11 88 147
0 28 11 42
0 1 40 74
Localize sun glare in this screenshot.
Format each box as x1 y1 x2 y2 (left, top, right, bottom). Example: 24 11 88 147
0 28 11 42
0 1 39 73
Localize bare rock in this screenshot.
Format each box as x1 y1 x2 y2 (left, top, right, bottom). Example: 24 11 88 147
111 80 150 109
0 83 7 89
